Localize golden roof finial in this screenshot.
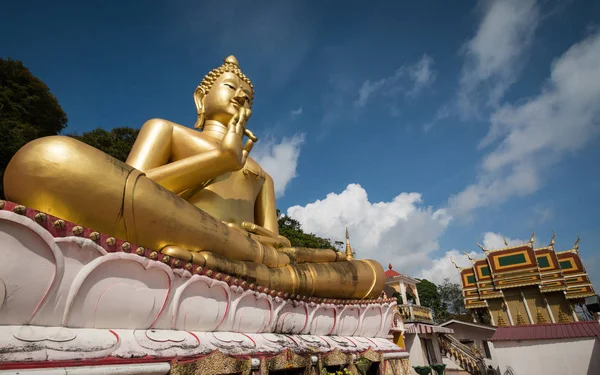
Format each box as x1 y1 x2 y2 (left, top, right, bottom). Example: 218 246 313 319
450 257 459 269
574 235 580 252
529 230 536 245
503 237 509 246
476 241 485 251
462 250 474 262
345 226 354 260
549 230 556 247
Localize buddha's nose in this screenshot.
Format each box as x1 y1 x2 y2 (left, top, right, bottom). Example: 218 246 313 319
234 89 249 105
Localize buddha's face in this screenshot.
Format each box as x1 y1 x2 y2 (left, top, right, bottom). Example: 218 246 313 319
203 72 253 124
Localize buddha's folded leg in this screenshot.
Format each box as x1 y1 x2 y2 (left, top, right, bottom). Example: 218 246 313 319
187 250 386 299
3 136 288 267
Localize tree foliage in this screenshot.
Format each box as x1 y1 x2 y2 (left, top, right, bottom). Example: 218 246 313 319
416 279 444 321
0 58 68 198
416 278 467 323
68 127 140 162
277 209 336 249
438 277 466 315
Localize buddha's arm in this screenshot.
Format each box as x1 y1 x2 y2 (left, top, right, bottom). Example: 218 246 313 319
255 174 279 234
144 149 237 194
249 174 292 247
141 115 254 194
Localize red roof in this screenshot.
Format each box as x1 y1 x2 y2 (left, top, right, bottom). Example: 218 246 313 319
491 321 600 342
385 263 400 278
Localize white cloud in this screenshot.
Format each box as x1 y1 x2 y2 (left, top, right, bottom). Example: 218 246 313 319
406 54 436 97
252 133 305 198
458 0 540 117
450 31 600 217
481 232 524 249
287 184 451 274
290 106 303 119
423 105 451 132
354 54 436 108
418 249 478 284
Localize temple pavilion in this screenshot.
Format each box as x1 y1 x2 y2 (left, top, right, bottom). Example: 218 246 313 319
454 232 596 326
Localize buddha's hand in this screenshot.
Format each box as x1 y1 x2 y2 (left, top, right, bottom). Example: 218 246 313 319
221 107 254 170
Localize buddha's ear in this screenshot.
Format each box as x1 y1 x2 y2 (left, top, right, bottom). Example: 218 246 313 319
193 86 206 129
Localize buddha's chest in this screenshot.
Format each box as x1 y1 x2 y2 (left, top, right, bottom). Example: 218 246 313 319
208 157 266 199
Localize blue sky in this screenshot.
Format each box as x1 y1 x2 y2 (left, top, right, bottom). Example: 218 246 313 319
2 0 599 286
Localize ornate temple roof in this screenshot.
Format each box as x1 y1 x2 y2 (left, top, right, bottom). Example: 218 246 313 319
454 232 596 309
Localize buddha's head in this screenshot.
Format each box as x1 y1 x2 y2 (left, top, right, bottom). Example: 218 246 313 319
194 55 254 129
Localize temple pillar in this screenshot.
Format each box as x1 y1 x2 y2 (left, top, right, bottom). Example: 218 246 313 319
502 295 515 326
400 282 408 305
520 289 534 324
413 284 421 305
543 295 556 323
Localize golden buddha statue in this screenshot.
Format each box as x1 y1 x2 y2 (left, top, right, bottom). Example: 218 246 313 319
4 56 385 299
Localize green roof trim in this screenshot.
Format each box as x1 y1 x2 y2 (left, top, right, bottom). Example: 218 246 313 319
559 260 573 270
498 253 527 267
537 256 550 268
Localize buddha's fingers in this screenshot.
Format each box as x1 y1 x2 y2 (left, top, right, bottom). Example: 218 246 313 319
277 235 292 247
242 221 278 238
250 233 288 248
227 112 240 134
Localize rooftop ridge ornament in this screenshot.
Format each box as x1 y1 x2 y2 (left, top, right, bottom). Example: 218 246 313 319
462 250 474 263
450 257 459 269
476 242 486 252
529 230 536 245
573 235 580 252
503 237 509 246
549 230 556 247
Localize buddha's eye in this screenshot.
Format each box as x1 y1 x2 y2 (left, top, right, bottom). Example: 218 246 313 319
224 83 236 90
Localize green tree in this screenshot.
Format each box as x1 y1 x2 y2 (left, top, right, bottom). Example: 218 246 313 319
417 279 442 320
68 127 140 162
277 209 336 249
0 58 68 198
438 278 466 315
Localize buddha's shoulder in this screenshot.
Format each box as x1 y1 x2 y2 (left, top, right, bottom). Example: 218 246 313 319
172 125 220 150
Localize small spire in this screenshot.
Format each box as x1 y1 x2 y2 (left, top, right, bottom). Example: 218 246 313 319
529 230 536 245
345 227 354 260
450 257 459 269
574 235 580 252
503 237 509 246
476 241 486 251
462 250 474 262
388 263 393 270
549 230 556 247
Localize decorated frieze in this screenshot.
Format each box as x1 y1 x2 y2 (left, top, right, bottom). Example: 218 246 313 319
0 206 395 337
